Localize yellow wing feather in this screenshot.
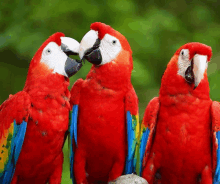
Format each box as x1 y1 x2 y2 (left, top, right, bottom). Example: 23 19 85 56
0 123 14 172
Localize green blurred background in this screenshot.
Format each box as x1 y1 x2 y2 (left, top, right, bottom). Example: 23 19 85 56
1 0 220 183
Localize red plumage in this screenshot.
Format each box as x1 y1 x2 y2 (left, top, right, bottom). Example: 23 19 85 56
28 32 64 68
70 23 138 183
0 91 31 138
175 42 212 61
1 32 71 184
142 42 215 184
90 22 114 40
90 22 133 59
12 74 70 184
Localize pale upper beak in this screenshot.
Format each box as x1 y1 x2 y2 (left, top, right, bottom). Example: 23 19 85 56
61 37 80 55
193 54 208 88
77 30 102 65
79 30 98 59
60 37 82 77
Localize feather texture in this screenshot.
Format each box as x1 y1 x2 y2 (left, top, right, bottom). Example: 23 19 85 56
141 43 213 184
125 112 139 174
214 131 220 183
70 22 138 183
0 91 30 184
211 101 220 184
69 105 78 184
0 121 27 184
2 33 72 183
139 97 159 176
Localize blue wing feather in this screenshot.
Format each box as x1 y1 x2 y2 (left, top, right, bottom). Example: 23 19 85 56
125 111 138 174
72 105 78 146
214 131 220 183
69 105 78 184
125 111 133 174
0 120 27 184
139 127 150 176
13 121 27 164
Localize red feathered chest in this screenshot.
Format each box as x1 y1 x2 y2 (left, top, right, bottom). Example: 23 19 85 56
78 78 127 143
154 93 212 182
14 77 70 180
76 77 129 180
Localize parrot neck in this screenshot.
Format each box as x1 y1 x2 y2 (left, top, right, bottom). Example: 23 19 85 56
86 63 132 91
23 72 70 103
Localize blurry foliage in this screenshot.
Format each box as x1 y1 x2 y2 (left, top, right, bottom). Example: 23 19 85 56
0 0 220 183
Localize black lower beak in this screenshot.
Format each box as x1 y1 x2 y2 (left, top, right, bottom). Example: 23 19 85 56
65 57 82 77
83 48 102 65
61 43 78 56
185 64 194 85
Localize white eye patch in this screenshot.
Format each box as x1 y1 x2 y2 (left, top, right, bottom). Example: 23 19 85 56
99 34 122 65
41 42 68 77
177 49 191 77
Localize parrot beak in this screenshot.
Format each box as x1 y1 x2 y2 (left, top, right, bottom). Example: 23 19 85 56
79 30 102 65
193 54 207 88
185 54 207 89
60 37 82 77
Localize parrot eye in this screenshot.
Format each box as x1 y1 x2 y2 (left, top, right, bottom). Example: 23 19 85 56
99 34 122 65
46 49 52 55
180 49 189 59
177 48 190 78
112 40 117 45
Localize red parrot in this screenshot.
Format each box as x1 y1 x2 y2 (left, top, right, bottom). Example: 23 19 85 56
0 32 82 184
138 42 220 184
69 22 139 184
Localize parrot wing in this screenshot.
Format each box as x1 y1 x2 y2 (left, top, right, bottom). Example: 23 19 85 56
124 87 139 174
69 79 83 183
69 105 78 183
138 97 159 176
0 91 30 184
211 101 220 183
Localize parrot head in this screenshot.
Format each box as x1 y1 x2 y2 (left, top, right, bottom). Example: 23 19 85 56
79 22 132 67
160 42 212 96
27 32 82 79
80 22 133 67
78 22 133 89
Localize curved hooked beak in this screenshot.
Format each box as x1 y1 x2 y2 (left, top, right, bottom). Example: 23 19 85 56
79 30 102 65
60 37 82 77
185 54 207 89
